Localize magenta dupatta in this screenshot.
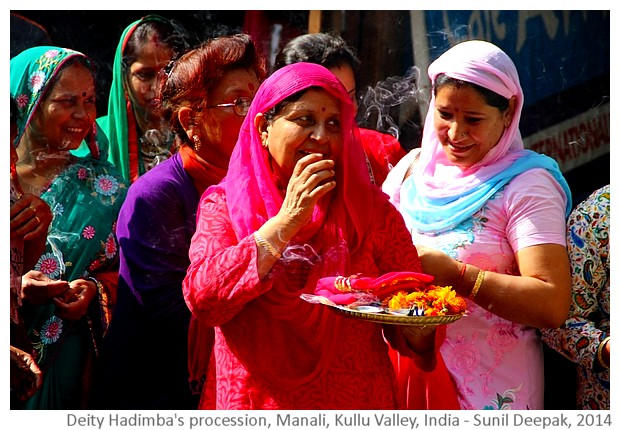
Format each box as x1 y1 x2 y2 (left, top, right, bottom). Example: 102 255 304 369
203 63 391 391
220 62 373 247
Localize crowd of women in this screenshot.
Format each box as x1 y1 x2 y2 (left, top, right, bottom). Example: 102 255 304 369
10 14 609 411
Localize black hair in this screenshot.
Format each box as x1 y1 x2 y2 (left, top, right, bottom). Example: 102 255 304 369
263 89 310 123
434 73 510 112
122 15 188 70
159 33 266 146
273 33 360 78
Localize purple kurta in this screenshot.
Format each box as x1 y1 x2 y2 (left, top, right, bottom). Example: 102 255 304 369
93 153 202 409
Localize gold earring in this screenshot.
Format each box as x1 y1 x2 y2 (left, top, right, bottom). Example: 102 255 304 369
193 135 202 152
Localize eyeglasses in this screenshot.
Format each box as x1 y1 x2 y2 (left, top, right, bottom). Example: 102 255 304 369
206 97 252 117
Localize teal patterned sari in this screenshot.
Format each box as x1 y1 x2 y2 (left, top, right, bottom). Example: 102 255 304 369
10 46 128 409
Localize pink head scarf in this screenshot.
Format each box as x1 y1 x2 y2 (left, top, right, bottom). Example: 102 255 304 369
414 39 526 196
221 62 375 251
398 40 569 233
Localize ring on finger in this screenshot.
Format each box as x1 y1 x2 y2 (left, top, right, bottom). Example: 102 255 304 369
34 215 41 224
30 205 37 215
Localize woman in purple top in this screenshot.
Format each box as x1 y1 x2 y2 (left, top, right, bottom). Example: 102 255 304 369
92 34 265 409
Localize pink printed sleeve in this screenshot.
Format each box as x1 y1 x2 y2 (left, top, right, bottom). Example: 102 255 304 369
182 189 272 327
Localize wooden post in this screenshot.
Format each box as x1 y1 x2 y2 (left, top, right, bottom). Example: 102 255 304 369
308 10 322 33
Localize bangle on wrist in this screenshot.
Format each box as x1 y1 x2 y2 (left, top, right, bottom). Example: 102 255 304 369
456 262 467 290
254 231 282 259
85 276 102 293
597 336 610 370
469 269 486 300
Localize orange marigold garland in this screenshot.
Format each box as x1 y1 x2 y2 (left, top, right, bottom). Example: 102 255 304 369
384 285 466 316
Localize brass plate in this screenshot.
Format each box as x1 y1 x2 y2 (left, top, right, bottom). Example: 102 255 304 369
332 305 463 326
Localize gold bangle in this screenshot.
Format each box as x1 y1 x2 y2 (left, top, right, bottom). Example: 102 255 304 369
334 276 352 292
597 336 610 370
254 231 281 259
469 270 485 300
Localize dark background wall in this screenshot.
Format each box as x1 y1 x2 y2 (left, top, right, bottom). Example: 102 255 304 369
11 10 609 209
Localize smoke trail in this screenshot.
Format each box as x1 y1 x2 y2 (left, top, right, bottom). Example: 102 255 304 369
357 66 425 150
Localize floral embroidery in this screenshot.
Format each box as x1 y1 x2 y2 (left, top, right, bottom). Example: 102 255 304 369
16 93 29 108
37 48 72 70
104 233 118 259
487 322 519 353
35 252 61 278
82 225 96 239
43 49 60 59
40 316 63 344
94 174 120 196
29 70 46 93
52 202 64 217
445 333 481 388
88 256 103 272
77 167 89 180
32 315 65 362
482 385 522 410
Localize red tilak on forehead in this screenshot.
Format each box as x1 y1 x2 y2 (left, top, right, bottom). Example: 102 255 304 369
322 107 326 112
248 83 255 91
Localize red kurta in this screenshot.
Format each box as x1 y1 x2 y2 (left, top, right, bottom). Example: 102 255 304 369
183 188 423 410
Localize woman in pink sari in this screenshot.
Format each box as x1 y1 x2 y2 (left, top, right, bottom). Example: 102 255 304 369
183 62 439 409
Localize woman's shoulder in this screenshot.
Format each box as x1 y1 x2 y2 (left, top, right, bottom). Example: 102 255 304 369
124 154 192 200
381 148 420 204
501 167 569 218
506 167 566 196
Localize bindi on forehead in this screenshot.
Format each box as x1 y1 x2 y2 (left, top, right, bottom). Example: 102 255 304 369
248 83 255 91
322 107 326 112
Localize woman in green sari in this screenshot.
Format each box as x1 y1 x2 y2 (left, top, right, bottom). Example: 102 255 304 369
96 15 187 182
10 46 128 409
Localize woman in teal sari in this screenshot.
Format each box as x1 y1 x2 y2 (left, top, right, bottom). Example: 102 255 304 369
10 46 128 409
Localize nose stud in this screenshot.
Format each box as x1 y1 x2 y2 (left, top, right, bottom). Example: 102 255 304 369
461 132 467 137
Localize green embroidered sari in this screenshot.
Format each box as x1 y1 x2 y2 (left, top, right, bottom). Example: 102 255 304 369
11 46 128 409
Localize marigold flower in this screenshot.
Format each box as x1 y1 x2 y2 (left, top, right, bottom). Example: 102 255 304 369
384 285 466 316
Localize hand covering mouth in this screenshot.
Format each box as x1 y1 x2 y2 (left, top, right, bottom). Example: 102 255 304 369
299 149 330 158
